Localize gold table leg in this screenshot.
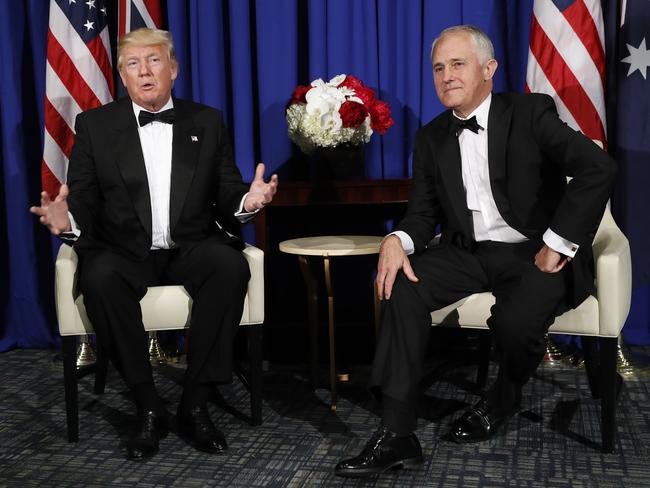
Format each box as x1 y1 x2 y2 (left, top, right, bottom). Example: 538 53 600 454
323 255 338 411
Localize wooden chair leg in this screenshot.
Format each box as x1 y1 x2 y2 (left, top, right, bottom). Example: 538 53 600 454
599 337 618 453
62 336 79 442
93 342 108 394
247 325 263 426
476 330 491 389
581 336 601 398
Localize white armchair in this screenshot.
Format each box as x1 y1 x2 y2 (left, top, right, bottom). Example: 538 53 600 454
429 206 631 452
55 243 265 442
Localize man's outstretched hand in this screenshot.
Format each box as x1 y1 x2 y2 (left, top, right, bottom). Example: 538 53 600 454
30 184 72 235
243 163 279 212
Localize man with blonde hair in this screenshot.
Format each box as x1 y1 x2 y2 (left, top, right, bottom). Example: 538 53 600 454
31 28 278 461
335 24 616 478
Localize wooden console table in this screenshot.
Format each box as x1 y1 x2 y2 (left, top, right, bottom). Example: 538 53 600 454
254 178 412 251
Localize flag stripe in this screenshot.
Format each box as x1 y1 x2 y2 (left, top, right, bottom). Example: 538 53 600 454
42 0 114 196
533 0 606 130
44 98 75 158
48 1 112 104
44 61 82 130
118 0 129 39
142 0 163 26
526 0 607 149
86 32 115 96
529 15 606 143
561 0 606 84
43 130 69 183
132 0 157 29
47 29 103 111
119 0 161 38
41 160 63 197
525 53 581 131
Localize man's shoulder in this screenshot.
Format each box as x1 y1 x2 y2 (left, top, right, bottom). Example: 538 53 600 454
77 98 127 123
416 109 451 140
493 91 555 111
173 98 224 121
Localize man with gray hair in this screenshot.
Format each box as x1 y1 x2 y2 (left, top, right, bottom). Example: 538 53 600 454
336 25 616 478
31 27 278 461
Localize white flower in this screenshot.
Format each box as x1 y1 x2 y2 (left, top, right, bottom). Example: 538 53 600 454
286 73 377 154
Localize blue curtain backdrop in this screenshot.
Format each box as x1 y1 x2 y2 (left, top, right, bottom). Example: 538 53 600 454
0 0 645 351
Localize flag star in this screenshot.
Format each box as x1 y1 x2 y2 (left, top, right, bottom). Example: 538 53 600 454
621 37 650 79
100 6 107 15
68 0 76 4
83 20 95 31
86 0 95 9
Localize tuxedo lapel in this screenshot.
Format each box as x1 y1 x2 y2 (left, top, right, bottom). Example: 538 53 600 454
170 100 202 233
436 114 473 238
112 99 152 238
487 94 513 216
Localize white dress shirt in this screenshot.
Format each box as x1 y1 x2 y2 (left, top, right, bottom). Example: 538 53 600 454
391 93 578 258
135 99 175 249
66 98 256 247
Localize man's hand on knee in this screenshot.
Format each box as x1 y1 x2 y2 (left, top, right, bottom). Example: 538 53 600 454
376 235 419 300
534 244 571 273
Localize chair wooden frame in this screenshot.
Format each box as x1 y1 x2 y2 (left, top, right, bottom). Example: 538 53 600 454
55 243 265 442
429 206 631 452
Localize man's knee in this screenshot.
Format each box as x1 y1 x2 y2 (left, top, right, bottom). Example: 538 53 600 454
79 253 135 300
201 246 250 288
489 308 544 352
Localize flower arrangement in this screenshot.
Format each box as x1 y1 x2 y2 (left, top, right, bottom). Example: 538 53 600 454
286 74 394 154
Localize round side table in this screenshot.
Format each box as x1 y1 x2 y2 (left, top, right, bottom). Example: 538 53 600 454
279 235 383 411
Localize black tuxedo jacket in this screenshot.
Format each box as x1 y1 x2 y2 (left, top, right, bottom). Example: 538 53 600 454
397 92 617 306
67 97 248 260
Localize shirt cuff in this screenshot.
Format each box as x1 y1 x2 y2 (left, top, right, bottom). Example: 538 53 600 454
234 193 259 223
60 211 81 241
543 228 579 258
387 231 415 255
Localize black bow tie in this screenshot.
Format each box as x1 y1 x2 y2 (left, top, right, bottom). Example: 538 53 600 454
451 115 483 137
138 108 175 127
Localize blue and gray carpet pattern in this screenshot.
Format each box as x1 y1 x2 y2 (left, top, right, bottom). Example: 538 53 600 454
1 348 650 487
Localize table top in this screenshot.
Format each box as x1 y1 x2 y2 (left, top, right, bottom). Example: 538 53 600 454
279 235 383 256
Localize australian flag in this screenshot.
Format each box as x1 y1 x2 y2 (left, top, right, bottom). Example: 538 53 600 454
614 0 650 343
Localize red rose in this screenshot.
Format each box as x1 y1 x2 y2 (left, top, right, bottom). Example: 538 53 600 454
290 85 311 105
368 100 394 134
339 100 368 128
339 75 375 106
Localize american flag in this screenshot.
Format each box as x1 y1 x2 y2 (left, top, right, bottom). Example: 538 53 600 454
118 0 162 37
42 0 114 197
525 0 607 149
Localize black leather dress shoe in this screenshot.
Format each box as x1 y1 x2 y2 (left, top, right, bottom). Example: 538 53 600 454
450 398 519 443
335 426 423 478
126 410 167 461
177 405 227 454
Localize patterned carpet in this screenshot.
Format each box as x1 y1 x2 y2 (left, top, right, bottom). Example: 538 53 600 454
1 346 650 488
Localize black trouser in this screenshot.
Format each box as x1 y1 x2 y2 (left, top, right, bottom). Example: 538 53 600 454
369 239 571 434
78 237 250 407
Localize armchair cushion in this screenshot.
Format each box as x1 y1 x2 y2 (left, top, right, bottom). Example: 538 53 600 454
56 243 264 336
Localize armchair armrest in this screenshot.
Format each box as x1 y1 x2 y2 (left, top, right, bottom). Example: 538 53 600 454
242 244 265 324
592 211 632 337
55 244 79 322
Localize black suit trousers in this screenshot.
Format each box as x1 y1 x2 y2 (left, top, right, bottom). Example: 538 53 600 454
370 239 571 432
78 237 250 392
